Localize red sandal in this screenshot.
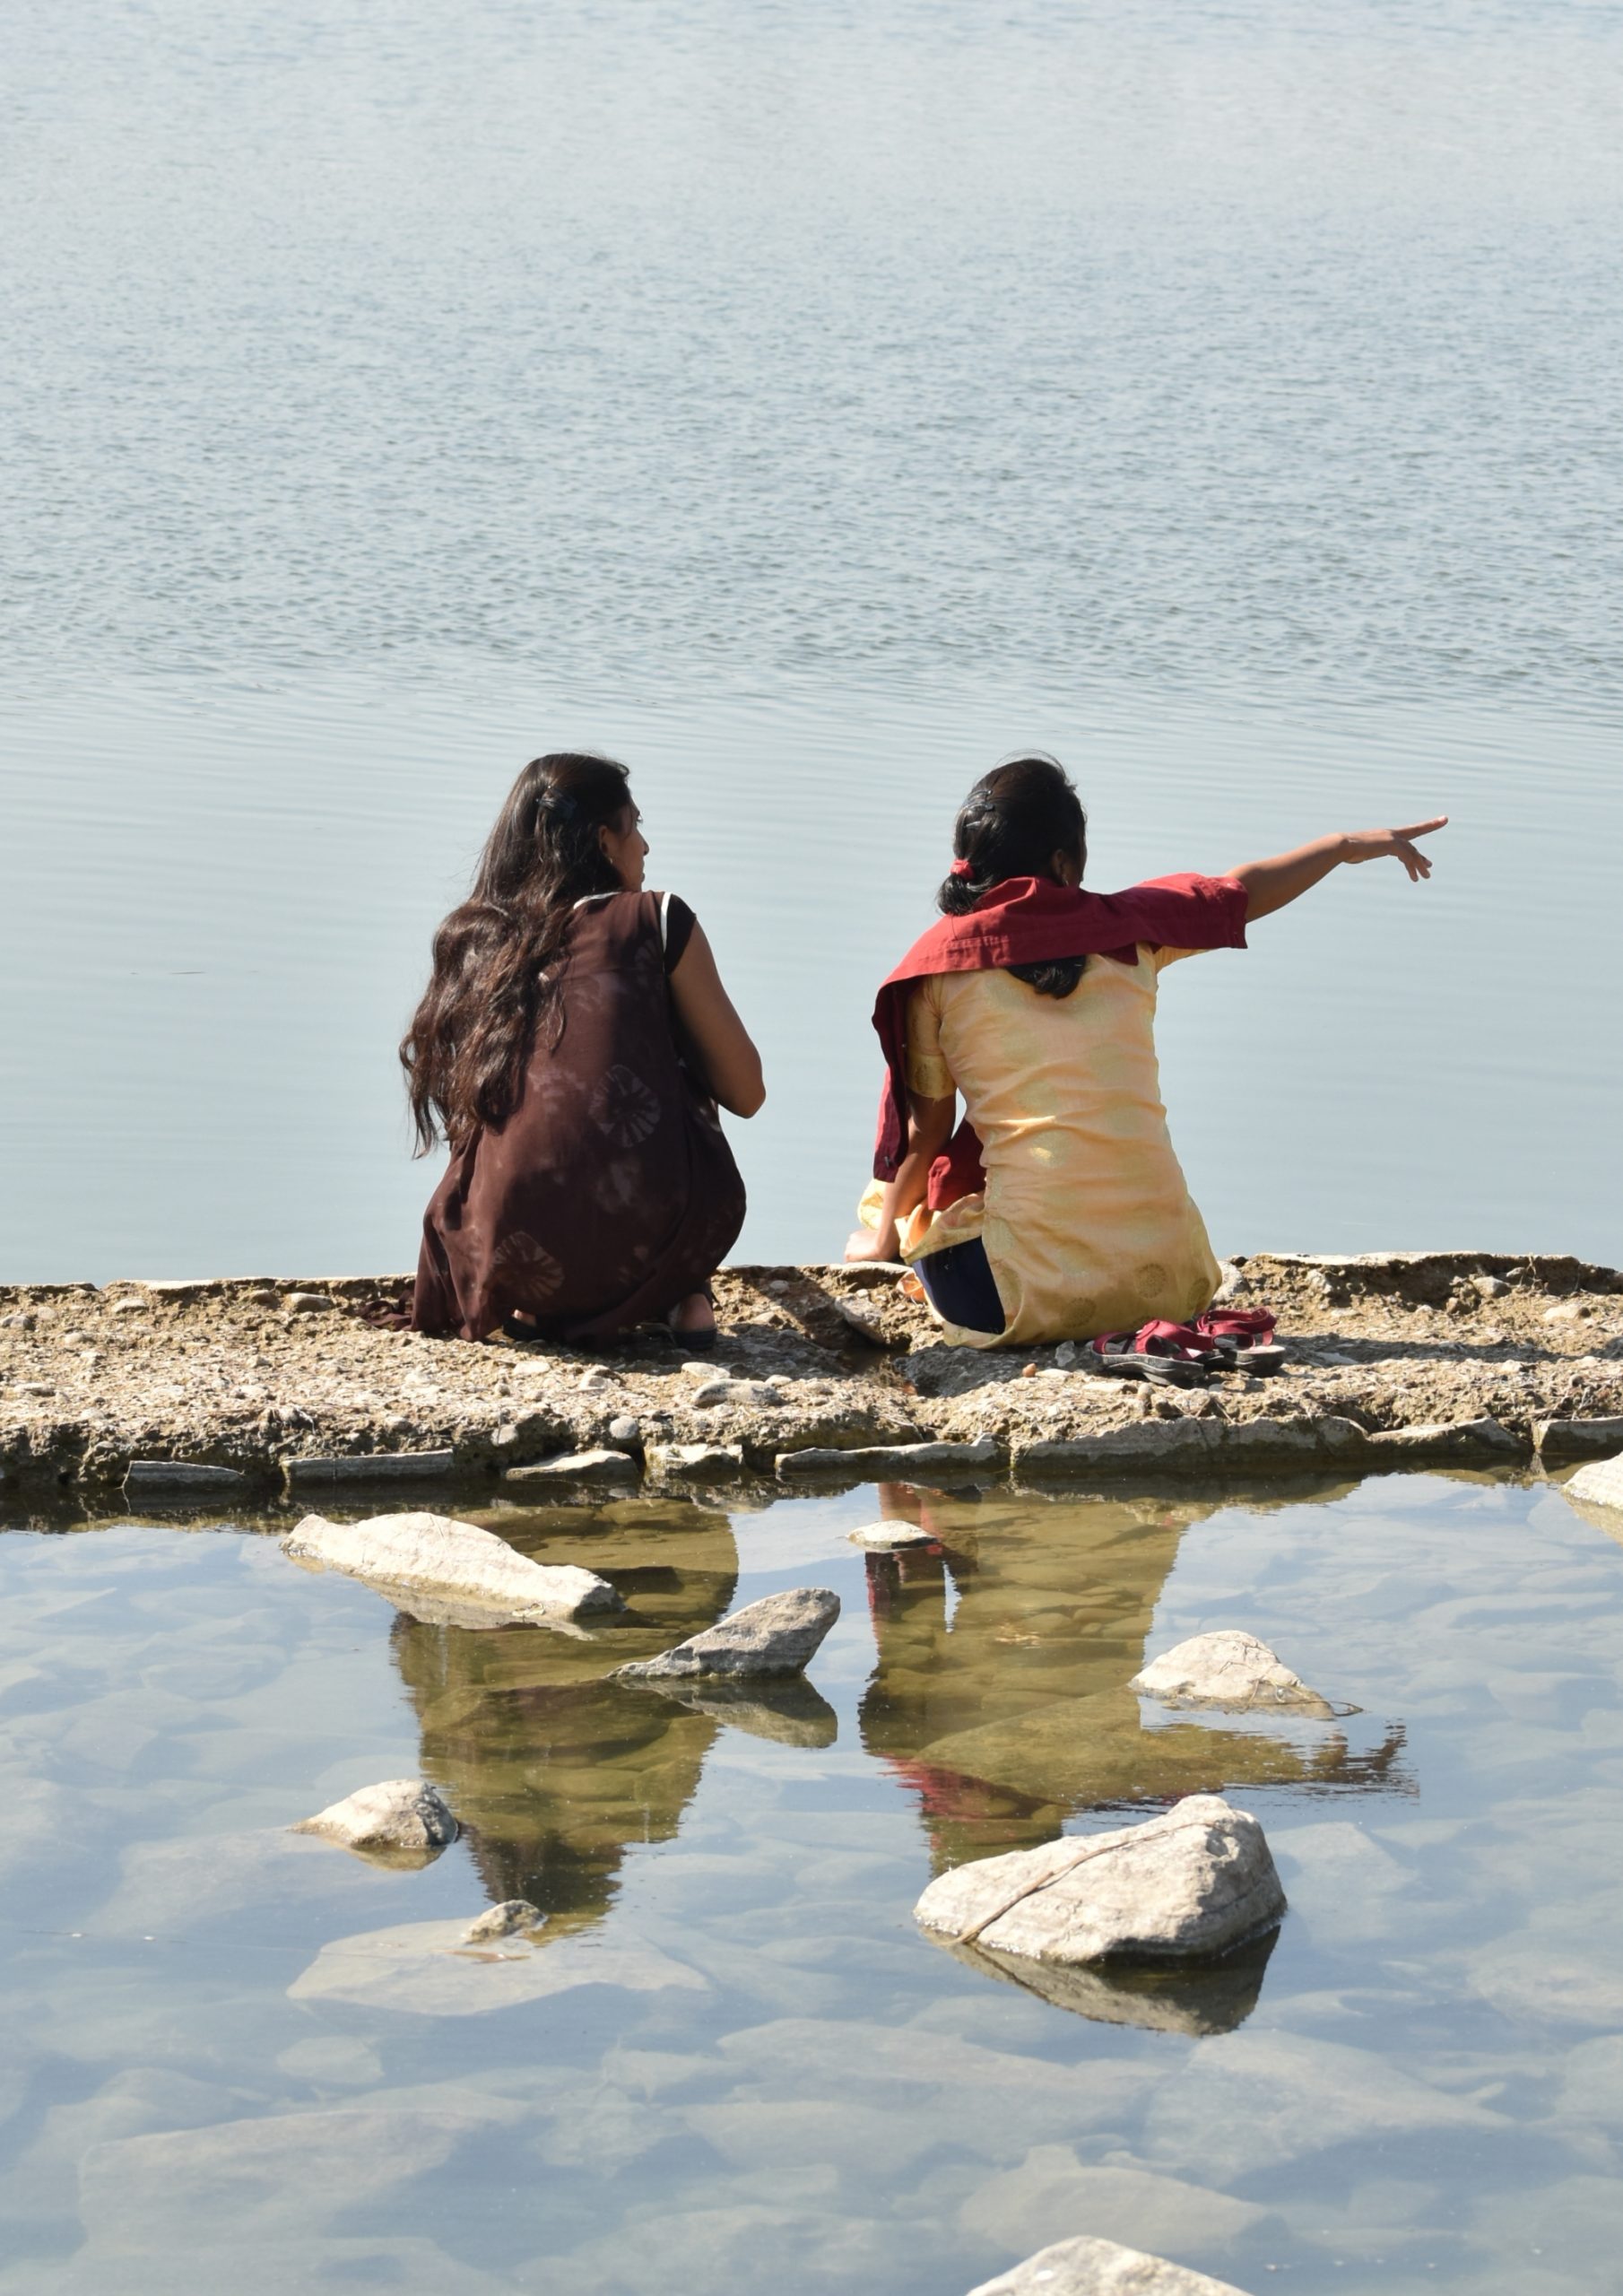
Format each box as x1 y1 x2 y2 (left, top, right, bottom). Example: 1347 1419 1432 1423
1089 1320 1222 1387
1193 1305 1285 1375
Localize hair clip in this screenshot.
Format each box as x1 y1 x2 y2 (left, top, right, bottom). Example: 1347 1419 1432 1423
949 857 974 877
541 790 578 824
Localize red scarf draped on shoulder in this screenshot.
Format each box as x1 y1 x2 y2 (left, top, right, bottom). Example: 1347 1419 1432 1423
871 873 1248 1209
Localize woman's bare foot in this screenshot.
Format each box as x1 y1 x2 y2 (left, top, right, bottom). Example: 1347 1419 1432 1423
667 1289 716 1342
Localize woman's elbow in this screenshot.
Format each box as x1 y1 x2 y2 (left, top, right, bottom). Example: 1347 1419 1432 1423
733 1073 767 1119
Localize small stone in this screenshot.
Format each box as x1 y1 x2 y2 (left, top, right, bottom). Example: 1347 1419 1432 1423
766 1280 791 1294
965 2234 1252 2296
577 1366 611 1392
647 1441 745 1483
502 1448 639 1489
1132 1631 1334 1717
292 1779 458 1857
836 1299 886 1344
1544 1301 1591 1323
1021 1363 1038 1378
607 1414 641 1446
245 1288 282 1309
462 1899 543 1943
1054 1340 1077 1367
846 1520 938 1551
16 1382 54 1397
690 1380 732 1407
1 1309 36 1329
681 1360 726 1380
1472 1273 1511 1299
283 1292 334 1315
915 1793 1285 1966
613 1587 840 1683
110 1297 148 1317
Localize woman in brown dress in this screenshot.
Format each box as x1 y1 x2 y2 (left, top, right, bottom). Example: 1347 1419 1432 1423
400 752 763 1346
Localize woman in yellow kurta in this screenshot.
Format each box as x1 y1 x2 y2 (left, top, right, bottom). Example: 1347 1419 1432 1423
847 756 1445 1351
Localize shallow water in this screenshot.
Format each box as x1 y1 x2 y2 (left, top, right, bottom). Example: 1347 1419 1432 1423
4 1469 1623 2292
4 0 1623 1279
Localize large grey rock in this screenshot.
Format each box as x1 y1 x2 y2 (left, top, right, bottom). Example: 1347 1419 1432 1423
915 1795 1284 1966
1131 1631 1334 1718
612 1587 839 1682
292 1779 458 1859
282 1509 621 1622
966 2234 1253 2295
1566 1452 1623 1511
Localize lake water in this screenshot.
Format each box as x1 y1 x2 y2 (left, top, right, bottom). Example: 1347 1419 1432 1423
4 1467 1623 2292
3 0 1622 1282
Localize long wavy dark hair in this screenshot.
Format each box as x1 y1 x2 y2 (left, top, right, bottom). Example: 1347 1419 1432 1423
938 754 1089 999
401 752 634 1152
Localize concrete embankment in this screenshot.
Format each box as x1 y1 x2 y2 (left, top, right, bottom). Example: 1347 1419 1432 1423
2 1253 1620 1502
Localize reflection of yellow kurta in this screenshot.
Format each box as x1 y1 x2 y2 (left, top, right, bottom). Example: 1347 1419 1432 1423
861 944 1219 1350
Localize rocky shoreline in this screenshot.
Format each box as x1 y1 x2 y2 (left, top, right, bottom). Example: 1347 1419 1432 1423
2 1251 1621 1503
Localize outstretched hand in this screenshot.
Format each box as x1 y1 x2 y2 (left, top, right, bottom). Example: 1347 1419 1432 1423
1341 818 1449 881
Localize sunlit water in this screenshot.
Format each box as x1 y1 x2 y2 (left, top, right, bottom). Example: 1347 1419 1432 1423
3 1469 1622 2292
3 0 1623 1279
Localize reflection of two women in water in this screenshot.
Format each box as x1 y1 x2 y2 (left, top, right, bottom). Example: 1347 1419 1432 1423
386 1486 1410 1982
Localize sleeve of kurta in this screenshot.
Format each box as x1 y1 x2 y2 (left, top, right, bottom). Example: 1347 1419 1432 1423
903 980 955 1099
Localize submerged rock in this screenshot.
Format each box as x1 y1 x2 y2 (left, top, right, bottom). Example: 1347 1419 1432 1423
292 1779 458 1859
1131 1630 1334 1717
933 1926 1277 2037
462 1899 543 1943
612 1587 839 1682
915 1794 1285 1966
290 1918 707 2015
283 1509 621 1622
966 2234 1254 2295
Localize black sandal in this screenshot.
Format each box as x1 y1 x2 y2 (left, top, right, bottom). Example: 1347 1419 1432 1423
664 1284 719 1352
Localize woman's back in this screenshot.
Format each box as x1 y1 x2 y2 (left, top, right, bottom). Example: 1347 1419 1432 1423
413 883 745 1343
906 945 1219 1342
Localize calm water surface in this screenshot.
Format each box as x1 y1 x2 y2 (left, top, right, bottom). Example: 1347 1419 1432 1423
3 0 1622 1277
2 1470 1622 2292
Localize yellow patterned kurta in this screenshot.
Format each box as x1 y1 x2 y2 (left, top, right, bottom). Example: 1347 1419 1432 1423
860 944 1220 1350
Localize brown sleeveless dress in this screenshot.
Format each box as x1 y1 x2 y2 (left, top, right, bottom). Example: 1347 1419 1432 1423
411 889 746 1343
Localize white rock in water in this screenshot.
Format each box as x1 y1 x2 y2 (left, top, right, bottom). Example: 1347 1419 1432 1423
1567 1453 1623 1511
293 1779 458 1855
462 1899 542 1943
965 2234 1253 2295
613 1587 840 1682
916 1794 1285 1966
1132 1631 1333 1717
846 1520 938 1551
283 1509 621 1622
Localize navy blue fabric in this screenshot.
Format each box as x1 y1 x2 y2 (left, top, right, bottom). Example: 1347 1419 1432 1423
914 1235 1006 1335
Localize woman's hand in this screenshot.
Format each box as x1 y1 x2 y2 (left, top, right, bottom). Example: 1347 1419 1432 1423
1340 818 1449 880
845 1225 900 1265
1232 816 1448 920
